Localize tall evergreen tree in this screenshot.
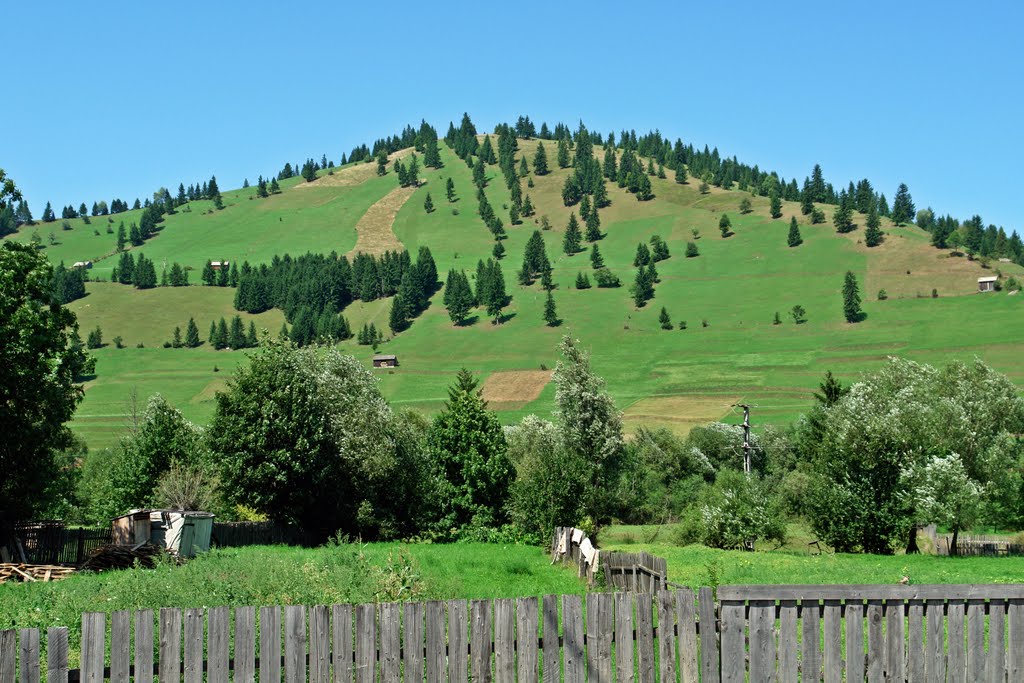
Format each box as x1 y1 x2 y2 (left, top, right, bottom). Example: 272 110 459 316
864 204 883 247
543 290 559 326
446 177 456 202
389 294 409 333
424 193 434 213
788 217 803 247
185 318 201 348
590 244 604 269
769 190 783 219
585 208 601 241
557 138 570 169
563 213 582 254
659 307 672 330
533 142 549 175
484 259 507 324
891 183 915 226
674 162 688 184
842 271 863 323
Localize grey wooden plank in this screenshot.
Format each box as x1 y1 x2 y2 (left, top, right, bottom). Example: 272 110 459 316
184 608 204 683
845 601 864 683
907 600 924 683
110 611 131 683
800 600 821 683
884 600 905 683
333 605 353 683
378 603 400 683
562 595 584 683
494 599 515 683
586 594 600 683
425 601 445 683
697 587 719 683
594 594 613 683
777 600 797 683
947 600 966 683
541 595 559 683
988 599 1006 683
515 598 538 683
471 600 492 683
310 606 331 683
967 599 985 682
234 607 256 683
866 600 884 682
925 600 945 683
160 609 182 683
749 600 774 683
635 594 655 683
448 600 469 683
209 606 230 683
285 606 307 683
656 592 677 683
259 606 281 683
0 631 15 683
402 602 423 683
717 584 1024 601
614 592 635 683
355 604 376 683
718 600 744 683
46 628 69 683
822 600 841 683
1010 599 1024 683
675 590 698 683
134 611 154 683
18 630 38 683
81 613 105 683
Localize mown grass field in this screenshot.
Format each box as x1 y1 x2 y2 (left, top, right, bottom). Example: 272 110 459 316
7 142 1024 450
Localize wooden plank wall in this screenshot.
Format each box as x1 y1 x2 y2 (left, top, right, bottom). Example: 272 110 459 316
5 584 1024 681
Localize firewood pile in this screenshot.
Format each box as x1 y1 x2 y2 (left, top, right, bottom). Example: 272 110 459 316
0 563 75 583
79 543 172 571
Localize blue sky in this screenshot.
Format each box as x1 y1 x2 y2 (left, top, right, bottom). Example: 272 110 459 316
7 1 1021 232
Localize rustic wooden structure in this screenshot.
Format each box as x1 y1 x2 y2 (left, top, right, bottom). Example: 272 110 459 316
7 583 1024 682
11 522 111 566
372 354 398 368
210 521 306 547
551 527 670 592
978 275 998 292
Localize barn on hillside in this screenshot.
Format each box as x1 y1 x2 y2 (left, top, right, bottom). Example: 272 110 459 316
373 354 398 368
978 276 998 292
210 260 230 270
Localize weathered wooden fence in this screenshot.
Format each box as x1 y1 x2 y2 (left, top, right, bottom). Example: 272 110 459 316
551 527 669 593
4 584 1024 681
210 522 306 548
10 522 112 566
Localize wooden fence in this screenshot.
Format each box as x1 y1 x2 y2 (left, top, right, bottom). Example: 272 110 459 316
6 583 1024 681
551 528 669 593
10 523 112 566
210 522 306 548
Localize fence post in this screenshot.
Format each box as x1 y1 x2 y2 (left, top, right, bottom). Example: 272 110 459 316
17 630 39 683
0 630 15 683
47 628 68 683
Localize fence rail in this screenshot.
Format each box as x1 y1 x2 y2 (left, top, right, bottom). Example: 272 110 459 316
5 583 1024 682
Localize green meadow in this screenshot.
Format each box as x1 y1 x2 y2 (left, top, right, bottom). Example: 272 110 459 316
7 143 1023 451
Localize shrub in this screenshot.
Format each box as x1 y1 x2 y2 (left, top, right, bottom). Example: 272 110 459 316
593 268 621 288
679 470 786 550
878 289 888 300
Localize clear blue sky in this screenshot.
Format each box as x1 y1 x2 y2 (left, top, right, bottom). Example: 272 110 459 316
7 0 1021 233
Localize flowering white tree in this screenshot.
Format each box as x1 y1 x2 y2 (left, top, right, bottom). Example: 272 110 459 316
902 453 982 556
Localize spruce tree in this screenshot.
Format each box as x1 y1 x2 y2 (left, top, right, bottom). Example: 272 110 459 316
270 178 281 194
590 243 604 269
685 241 699 257
891 183 915 226
519 156 529 177
575 272 591 289
184 318 200 347
674 163 688 184
563 213 582 254
719 214 732 237
171 326 183 348
389 295 409 333
543 289 559 326
533 142 549 175
493 241 505 259
739 197 752 214
634 242 651 266
604 146 618 180
788 217 803 247
484 259 507 324
473 157 486 188
842 271 863 323
659 307 672 330
521 195 534 217
215 317 229 349
769 190 783 219
116 223 126 251
557 138 570 168
247 321 258 347
833 196 854 233
424 193 434 213
585 208 601 241
229 315 246 348
446 177 456 202
376 150 388 176
865 204 883 247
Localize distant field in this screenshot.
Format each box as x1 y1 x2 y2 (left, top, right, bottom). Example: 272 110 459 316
7 142 1023 450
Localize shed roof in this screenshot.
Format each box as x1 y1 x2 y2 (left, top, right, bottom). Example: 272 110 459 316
373 354 397 361
978 276 998 283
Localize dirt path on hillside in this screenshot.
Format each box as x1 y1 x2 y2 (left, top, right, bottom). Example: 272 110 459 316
297 148 415 189
346 185 416 257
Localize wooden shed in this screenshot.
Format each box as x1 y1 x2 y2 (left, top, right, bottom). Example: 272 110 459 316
210 260 230 270
72 261 92 269
978 276 998 292
372 354 398 368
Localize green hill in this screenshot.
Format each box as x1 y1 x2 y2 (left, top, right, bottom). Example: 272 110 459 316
7 130 1024 451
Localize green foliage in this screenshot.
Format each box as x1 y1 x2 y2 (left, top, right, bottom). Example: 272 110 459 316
790 305 806 324
685 241 699 257
658 307 672 330
208 341 430 541
719 214 731 237
865 203 883 246
842 271 863 322
423 193 434 214
769 190 783 219
575 272 591 290
891 183 915 226
787 217 802 247
562 213 582 255
543 290 559 326
739 197 752 214
677 470 787 550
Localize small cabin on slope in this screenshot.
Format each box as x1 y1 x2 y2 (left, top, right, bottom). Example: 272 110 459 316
72 261 92 269
210 260 230 270
978 276 998 292
373 354 398 368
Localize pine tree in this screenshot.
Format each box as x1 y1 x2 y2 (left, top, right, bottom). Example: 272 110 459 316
521 194 534 217
519 156 529 177
389 295 409 333
446 177 456 202
657 163 666 179
590 244 604 269
376 150 388 176
634 242 651 266
209 321 217 345
685 241 699 257
541 289 560 327
229 315 246 348
533 142 549 175
214 317 229 350
632 266 652 307
509 203 520 225
473 157 486 188
659 307 672 330
769 190 783 219
891 183 915 226
270 178 281 194
116 223 126 251
650 235 670 261
833 194 854 233
635 173 653 201
674 163 688 184
557 138 570 168
585 208 601 241
493 241 505 259
739 197 752 214
484 259 507 324
563 213 582 254
719 214 732 237
864 204 883 247
185 318 201 347
773 311 781 325
444 270 472 325
842 271 863 323
801 186 814 216
575 272 591 289
424 193 434 213
171 326 183 348
247 321 258 347
788 217 803 247
603 146 618 180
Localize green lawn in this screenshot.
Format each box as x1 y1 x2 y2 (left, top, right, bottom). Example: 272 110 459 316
7 143 1023 451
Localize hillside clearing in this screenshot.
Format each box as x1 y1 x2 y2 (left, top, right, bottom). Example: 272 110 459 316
347 185 415 257
480 369 553 409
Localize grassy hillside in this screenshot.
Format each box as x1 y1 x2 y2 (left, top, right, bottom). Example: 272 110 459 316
8 140 1023 450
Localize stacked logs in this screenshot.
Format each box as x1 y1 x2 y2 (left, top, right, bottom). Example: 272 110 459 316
79 543 170 571
0 563 75 583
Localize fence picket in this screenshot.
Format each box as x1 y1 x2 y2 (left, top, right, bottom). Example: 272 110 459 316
448 600 469 683
614 592 635 683
698 587 719 683
947 600 965 683
925 600 945 683
494 599 515 683
542 595 559 683
800 600 821 683
209 606 231 683
966 598 985 682
515 598 539 683
1011 599 1024 681
310 605 331 683
0 631 12 683
675 590 698 683
884 600 905 683
235 607 256 683
988 599 1006 683
401 602 423 683
866 599 884 682
82 613 105 683
184 608 204 683
845 601 863 682
259 607 281 683
907 600 924 683
635 593 655 683
425 601 445 683
378 603 400 683
748 600 774 683
110 611 130 683
47 628 69 683
719 600 744 683
777 600 797 682
284 605 307 683
822 600 841 683
562 595 584 683
354 604 375 683
656 592 677 683
17 630 38 683
471 599 492 683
